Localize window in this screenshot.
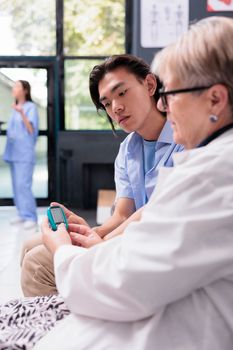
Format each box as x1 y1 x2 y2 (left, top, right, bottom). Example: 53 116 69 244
64 0 126 130
0 0 56 56
0 0 127 203
65 59 112 130
64 0 125 56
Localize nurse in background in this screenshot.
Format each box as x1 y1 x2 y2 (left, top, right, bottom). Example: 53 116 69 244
3 80 39 229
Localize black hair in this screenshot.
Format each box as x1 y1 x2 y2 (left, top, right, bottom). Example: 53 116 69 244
89 54 163 133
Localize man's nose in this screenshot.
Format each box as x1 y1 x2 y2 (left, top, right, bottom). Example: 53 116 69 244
112 100 124 114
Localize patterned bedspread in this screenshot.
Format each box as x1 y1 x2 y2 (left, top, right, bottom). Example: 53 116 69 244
0 294 70 349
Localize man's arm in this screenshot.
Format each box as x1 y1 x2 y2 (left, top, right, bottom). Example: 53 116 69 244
65 206 143 248
93 197 136 238
103 206 143 240
52 198 135 239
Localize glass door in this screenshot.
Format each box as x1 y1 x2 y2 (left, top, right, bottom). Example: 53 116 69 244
0 60 56 205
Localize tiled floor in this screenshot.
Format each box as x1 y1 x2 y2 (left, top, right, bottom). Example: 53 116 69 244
0 206 97 304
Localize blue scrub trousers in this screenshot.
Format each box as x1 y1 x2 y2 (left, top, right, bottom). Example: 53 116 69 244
10 161 37 222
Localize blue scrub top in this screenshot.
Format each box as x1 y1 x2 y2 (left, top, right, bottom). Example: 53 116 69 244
114 121 183 210
3 101 39 163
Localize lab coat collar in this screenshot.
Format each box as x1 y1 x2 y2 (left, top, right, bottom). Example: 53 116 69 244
197 123 233 148
173 127 233 166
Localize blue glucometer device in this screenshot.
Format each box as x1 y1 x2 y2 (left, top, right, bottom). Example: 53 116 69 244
47 205 69 231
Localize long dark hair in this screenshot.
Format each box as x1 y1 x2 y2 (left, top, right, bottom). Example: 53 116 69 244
16 80 33 104
89 54 163 133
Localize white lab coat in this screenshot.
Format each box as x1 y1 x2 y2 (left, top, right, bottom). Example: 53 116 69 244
35 129 233 350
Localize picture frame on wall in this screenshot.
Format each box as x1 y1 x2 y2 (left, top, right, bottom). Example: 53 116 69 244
140 0 189 48
207 0 233 11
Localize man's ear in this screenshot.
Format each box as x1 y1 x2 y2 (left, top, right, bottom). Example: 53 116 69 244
145 74 157 96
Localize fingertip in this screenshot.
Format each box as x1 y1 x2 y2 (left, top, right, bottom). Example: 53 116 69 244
58 222 65 229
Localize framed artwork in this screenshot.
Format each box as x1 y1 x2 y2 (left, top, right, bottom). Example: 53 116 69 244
207 0 233 11
140 0 189 48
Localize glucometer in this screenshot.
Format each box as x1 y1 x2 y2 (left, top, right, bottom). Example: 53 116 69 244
47 205 69 231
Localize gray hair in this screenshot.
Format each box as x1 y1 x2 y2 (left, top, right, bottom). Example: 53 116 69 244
152 16 233 107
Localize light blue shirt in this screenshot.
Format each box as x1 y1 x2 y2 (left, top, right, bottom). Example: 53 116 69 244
114 121 183 210
3 101 39 163
143 139 157 175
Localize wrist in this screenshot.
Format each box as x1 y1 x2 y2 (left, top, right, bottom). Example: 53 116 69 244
91 226 106 238
53 241 72 255
91 226 100 234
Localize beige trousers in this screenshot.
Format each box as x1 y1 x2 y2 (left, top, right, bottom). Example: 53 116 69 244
20 234 57 297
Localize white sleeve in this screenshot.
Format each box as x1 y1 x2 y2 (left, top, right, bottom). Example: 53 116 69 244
54 151 233 322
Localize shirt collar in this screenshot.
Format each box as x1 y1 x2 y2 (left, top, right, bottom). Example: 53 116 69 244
157 121 173 144
132 120 173 149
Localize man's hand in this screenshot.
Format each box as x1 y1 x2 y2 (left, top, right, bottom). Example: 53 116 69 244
51 202 90 227
41 217 72 255
69 223 103 248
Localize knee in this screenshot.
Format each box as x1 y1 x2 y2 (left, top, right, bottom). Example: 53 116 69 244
20 235 43 266
21 244 52 279
21 244 56 297
21 245 42 296
21 245 45 284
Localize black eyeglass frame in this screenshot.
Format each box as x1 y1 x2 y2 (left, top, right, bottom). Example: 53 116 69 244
158 85 213 110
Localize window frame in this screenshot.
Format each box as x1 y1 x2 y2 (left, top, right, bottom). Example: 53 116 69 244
57 0 132 131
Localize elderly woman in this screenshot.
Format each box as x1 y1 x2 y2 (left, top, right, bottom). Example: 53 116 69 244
1 16 233 350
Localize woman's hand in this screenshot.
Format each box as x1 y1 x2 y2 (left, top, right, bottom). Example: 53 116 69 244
41 217 72 255
12 103 34 133
12 103 23 113
69 223 103 248
50 202 90 227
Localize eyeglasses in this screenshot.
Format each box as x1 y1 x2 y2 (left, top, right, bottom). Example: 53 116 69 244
158 85 213 110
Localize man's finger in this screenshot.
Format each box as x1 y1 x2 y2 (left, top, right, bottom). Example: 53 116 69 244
70 232 89 248
68 223 90 235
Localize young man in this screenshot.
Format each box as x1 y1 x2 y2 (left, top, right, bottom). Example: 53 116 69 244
20 54 182 296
